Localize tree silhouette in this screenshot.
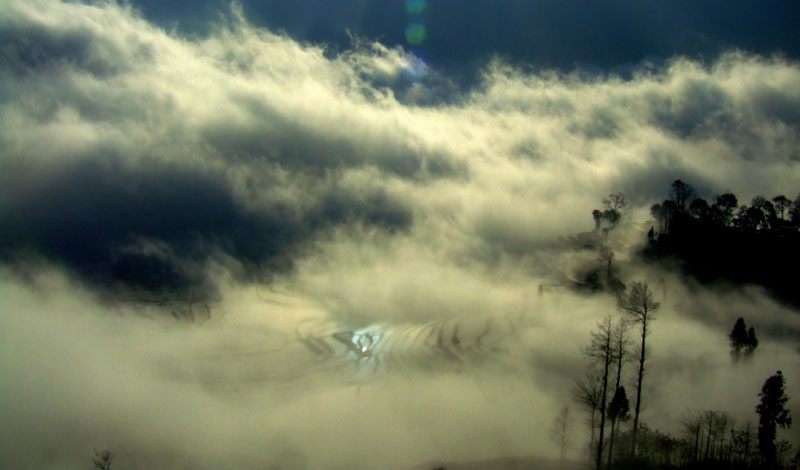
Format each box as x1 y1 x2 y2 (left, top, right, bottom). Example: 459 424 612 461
789 194 800 224
689 198 710 221
650 204 664 234
745 326 758 358
91 449 114 470
776 439 793 467
605 319 629 468
643 182 800 309
583 315 616 470
731 421 755 465
681 410 704 462
751 196 777 230
699 410 731 461
756 370 792 466
670 179 696 211
603 192 627 212
730 318 758 360
549 406 571 469
572 368 603 457
772 195 791 221
606 386 630 469
711 193 738 226
729 317 748 360
619 281 659 457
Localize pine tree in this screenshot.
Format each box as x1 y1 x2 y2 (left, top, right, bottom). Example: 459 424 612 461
745 326 758 357
756 371 792 466
729 317 748 360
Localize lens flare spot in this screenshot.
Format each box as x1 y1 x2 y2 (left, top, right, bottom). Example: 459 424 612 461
401 53 427 81
405 0 427 15
405 23 426 45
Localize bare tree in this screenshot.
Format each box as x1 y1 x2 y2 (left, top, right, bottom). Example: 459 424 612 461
619 281 659 457
610 319 630 399
606 319 630 468
731 421 755 465
681 410 703 462
91 449 114 470
603 193 628 212
550 406 572 469
701 410 730 461
572 368 603 457
583 315 616 470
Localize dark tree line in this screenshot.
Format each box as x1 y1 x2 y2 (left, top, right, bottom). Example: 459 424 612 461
642 180 800 307
650 180 800 235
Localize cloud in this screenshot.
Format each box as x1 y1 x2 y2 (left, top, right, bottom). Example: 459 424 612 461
131 0 800 74
1 1 800 468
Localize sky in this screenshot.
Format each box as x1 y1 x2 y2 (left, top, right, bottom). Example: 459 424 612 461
1 1 800 469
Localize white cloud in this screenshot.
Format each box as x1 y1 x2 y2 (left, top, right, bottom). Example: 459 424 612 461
1 1 800 468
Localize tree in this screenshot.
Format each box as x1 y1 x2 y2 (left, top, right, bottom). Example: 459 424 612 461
734 204 766 231
745 326 758 358
572 368 603 457
650 204 664 234
593 209 621 232
773 195 791 221
91 449 114 470
729 317 749 359
699 410 731 461
711 193 738 226
606 386 630 469
776 439 793 467
550 406 572 469
670 179 696 211
603 193 628 212
605 320 629 469
619 281 659 456
789 194 800 224
681 410 704 462
751 196 777 230
689 198 710 221
583 315 616 470
756 370 792 466
731 421 755 465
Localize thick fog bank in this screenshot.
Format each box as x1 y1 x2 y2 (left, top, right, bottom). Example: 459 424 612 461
2 1 800 468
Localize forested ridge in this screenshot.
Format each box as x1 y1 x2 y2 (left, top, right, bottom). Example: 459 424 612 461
642 181 800 308
560 181 800 470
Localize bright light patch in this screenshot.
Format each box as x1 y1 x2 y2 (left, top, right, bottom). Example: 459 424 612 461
406 0 427 15
405 23 426 45
353 326 382 354
401 53 427 81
